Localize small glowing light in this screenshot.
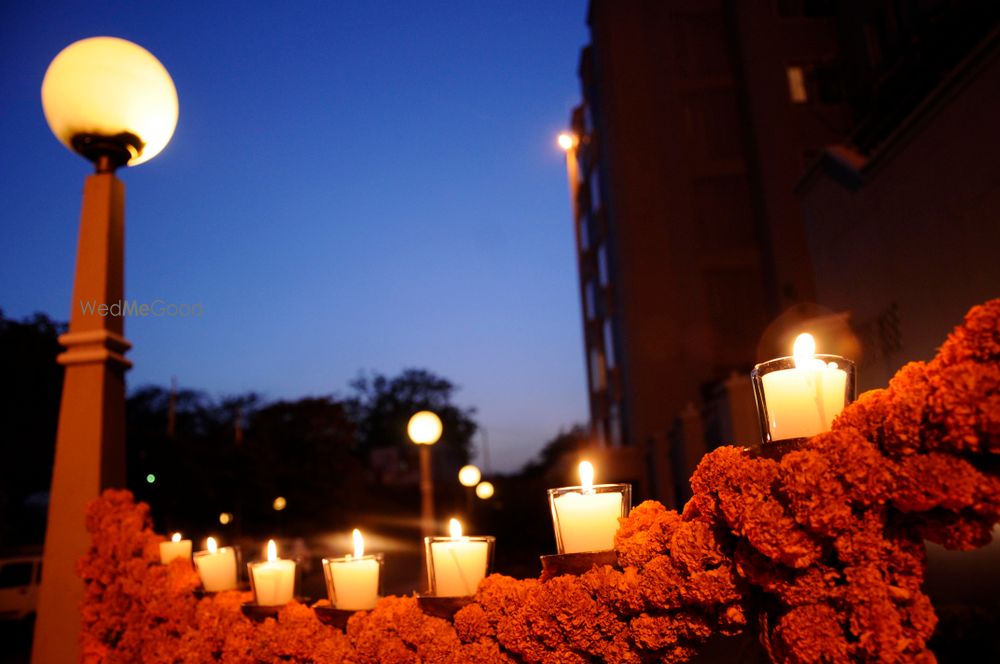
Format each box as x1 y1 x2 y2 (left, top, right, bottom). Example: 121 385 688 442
475 481 495 499
579 461 595 492
449 518 463 539
458 464 481 487
272 496 287 511
793 333 817 368
407 411 443 445
145 473 156 484
557 132 576 151
171 532 182 543
206 537 218 554
218 512 232 525
352 528 365 558
266 539 278 563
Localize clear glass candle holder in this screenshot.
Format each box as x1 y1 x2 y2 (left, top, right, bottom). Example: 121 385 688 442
424 535 495 597
322 553 384 611
751 354 857 445
247 558 297 607
547 483 631 554
193 545 241 592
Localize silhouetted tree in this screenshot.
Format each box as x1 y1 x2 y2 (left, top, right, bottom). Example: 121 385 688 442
347 368 478 485
0 310 65 545
240 397 362 532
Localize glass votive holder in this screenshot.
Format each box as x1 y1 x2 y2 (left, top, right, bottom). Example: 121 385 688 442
248 557 297 607
424 535 495 597
547 483 631 555
751 354 857 445
193 544 240 592
322 553 384 611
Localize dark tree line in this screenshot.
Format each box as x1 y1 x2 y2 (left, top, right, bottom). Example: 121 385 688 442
0 310 479 545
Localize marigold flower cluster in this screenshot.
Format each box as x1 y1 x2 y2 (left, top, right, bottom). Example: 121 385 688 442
79 299 1000 662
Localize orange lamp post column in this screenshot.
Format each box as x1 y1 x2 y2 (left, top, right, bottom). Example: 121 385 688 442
32 37 178 664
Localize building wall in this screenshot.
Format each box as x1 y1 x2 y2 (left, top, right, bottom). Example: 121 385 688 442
797 31 1000 390
569 1 845 503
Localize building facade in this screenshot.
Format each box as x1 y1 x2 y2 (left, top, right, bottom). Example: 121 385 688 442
565 0 999 505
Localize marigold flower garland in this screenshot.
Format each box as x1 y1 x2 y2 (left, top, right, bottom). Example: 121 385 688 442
79 299 1000 663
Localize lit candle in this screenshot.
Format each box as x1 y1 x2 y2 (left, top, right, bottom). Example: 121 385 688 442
324 529 382 611
193 537 238 591
758 333 849 441
548 461 630 554
425 518 493 597
249 539 296 607
159 532 192 564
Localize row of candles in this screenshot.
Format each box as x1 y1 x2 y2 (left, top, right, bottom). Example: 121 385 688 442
159 333 854 610
158 458 628 609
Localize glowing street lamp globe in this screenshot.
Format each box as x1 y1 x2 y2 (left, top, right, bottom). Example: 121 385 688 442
407 410 443 445
458 464 481 487
557 132 577 151
41 36 178 168
475 481 495 500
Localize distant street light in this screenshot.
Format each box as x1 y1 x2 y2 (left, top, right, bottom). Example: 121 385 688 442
557 131 577 151
475 481 495 500
34 36 178 664
458 464 481 487
408 410 442 539
272 496 287 511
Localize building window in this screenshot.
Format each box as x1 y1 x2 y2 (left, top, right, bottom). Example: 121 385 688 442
579 213 590 252
585 280 597 321
597 244 610 286
590 347 607 391
786 63 844 106
786 66 808 103
603 318 616 369
608 403 622 447
589 167 602 211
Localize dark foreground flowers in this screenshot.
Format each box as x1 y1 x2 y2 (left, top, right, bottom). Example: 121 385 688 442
80 299 1000 663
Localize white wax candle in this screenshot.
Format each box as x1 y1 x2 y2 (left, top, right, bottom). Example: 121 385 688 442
328 529 380 610
330 557 380 610
250 539 295 607
194 538 238 591
430 539 489 597
760 335 847 441
552 490 623 553
429 519 490 597
159 532 192 564
251 559 296 606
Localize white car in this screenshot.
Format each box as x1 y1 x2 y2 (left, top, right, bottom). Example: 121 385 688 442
0 556 42 620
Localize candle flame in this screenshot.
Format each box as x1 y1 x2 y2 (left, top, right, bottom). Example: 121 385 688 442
206 537 217 554
267 539 277 562
579 460 594 492
793 333 816 368
449 517 463 538
352 528 365 558
171 532 182 543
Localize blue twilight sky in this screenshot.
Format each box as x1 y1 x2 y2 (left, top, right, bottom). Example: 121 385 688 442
0 1 591 473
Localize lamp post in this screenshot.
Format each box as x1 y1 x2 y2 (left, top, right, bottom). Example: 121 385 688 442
33 37 177 664
407 410 443 539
